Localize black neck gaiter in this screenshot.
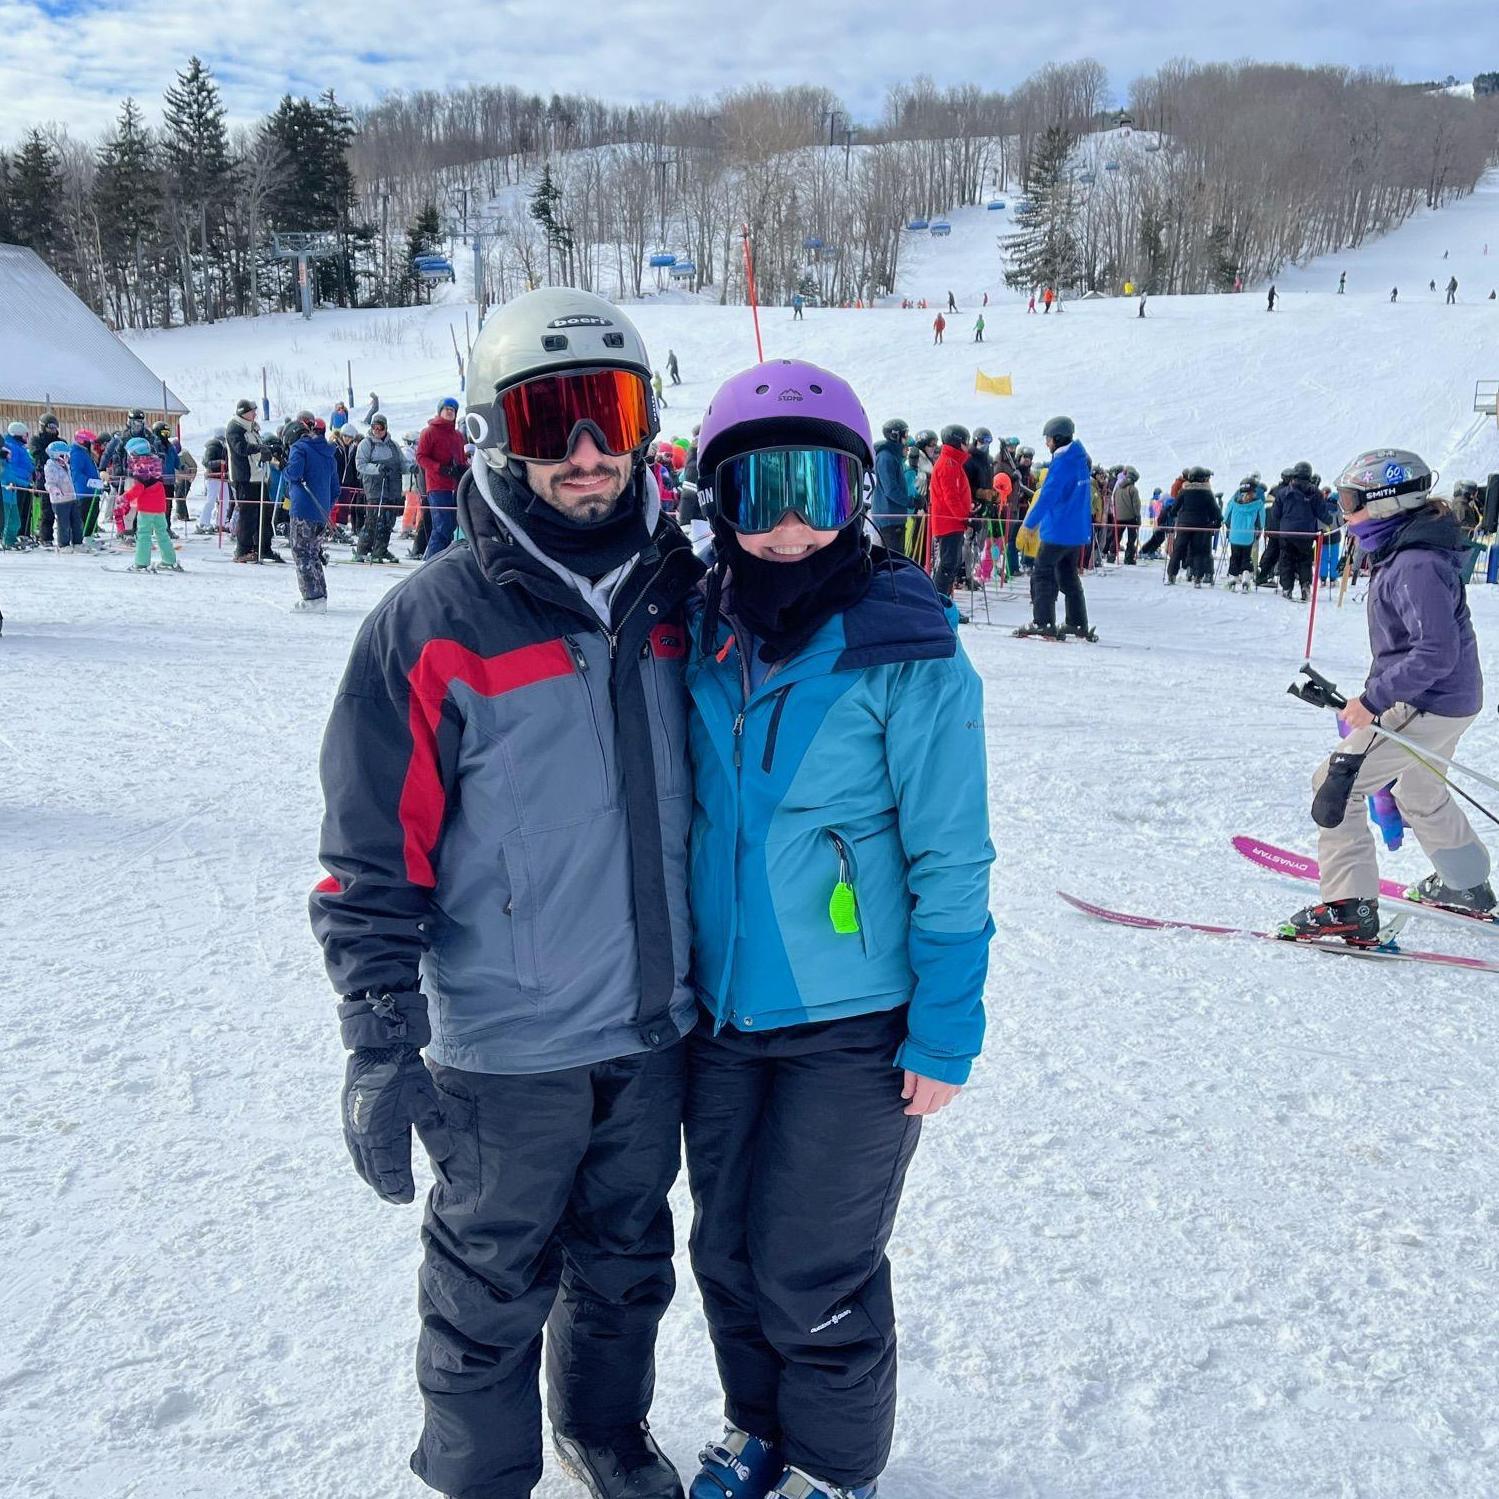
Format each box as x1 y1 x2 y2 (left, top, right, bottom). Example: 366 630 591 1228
719 523 873 663
492 465 652 580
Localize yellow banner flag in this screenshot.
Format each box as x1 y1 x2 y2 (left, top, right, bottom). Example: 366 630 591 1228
974 370 1013 396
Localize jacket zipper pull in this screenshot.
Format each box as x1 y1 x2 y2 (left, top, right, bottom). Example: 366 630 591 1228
732 711 745 767
828 836 861 934
564 635 588 672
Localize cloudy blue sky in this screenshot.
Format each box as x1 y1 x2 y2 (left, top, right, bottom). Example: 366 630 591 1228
0 0 1485 142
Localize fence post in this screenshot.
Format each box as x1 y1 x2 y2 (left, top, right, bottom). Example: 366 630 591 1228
1304 534 1324 662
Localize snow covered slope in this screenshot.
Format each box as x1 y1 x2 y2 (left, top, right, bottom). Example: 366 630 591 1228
6 159 1499 1499
132 171 1499 500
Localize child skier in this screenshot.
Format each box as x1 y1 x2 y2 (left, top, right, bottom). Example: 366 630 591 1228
124 439 182 573
683 360 994 1499
1224 477 1265 591
43 441 82 551
1281 448 1491 943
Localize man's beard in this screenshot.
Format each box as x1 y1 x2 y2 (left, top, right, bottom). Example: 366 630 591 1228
539 463 627 523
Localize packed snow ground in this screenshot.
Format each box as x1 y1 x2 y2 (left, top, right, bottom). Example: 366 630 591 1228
7 172 1499 1499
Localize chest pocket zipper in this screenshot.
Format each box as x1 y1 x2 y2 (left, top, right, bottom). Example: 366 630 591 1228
641 641 678 791
761 685 793 773
563 635 611 803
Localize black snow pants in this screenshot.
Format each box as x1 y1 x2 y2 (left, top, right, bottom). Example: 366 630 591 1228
1256 535 1282 586
1032 540 1089 630
1228 542 1255 578
411 1046 685 1499
685 1008 921 1491
932 531 964 598
1139 525 1168 559
1168 530 1214 583
1278 537 1316 593
233 481 274 558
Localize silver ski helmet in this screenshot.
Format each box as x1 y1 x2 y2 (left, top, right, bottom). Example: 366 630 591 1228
463 287 656 476
1335 448 1435 520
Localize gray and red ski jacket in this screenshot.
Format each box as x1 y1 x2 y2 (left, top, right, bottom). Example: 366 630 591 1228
311 469 704 1074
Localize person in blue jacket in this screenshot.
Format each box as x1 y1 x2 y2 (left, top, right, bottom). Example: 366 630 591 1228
871 416 912 554
1016 414 1097 639
1223 476 1266 591
2 421 34 550
682 359 995 1499
284 413 338 612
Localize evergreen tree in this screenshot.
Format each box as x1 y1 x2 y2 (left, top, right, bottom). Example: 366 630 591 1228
1002 126 1080 294
1137 207 1168 294
264 90 360 304
404 202 443 304
12 129 63 262
528 162 574 282
162 56 231 320
0 152 13 245
95 100 164 325
1204 222 1237 292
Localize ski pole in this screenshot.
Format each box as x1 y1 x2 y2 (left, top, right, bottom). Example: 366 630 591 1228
1290 666 1499 799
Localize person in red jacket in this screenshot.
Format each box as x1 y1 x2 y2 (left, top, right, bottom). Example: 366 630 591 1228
932 312 946 344
415 396 468 559
929 424 973 615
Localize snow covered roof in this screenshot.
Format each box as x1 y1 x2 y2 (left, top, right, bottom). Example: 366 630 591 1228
0 243 187 414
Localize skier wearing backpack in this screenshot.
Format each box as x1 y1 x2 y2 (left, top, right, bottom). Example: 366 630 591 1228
683 358 994 1499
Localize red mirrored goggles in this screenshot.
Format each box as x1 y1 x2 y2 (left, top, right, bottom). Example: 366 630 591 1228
486 367 658 463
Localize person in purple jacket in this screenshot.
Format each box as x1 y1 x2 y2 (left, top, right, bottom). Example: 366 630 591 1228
1281 448 1491 945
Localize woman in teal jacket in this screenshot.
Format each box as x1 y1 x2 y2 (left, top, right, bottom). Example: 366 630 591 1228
683 361 995 1499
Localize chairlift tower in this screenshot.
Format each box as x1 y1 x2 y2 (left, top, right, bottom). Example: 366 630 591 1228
271 232 342 320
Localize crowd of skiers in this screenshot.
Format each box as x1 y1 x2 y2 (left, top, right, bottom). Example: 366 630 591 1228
2 408 196 559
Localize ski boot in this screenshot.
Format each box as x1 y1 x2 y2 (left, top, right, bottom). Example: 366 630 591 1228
156 561 186 573
375 550 403 565
689 1426 782 1499
1164 574 1176 585
1404 873 1498 919
766 1467 876 1499
1299 584 1310 602
125 563 152 574
552 1421 684 1499
1277 897 1380 947
1013 622 1062 640
1061 624 1099 642
292 597 327 613
1280 588 1294 601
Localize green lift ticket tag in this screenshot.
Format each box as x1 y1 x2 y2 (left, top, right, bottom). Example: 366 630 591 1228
829 881 861 935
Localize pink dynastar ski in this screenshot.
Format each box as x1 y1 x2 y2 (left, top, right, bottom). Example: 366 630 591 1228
1057 890 1499 974
1231 834 1499 938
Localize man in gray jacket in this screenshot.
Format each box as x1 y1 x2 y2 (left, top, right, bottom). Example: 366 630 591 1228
352 414 407 563
311 289 702 1499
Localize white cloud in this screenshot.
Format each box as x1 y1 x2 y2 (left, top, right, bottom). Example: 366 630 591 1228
0 0 1481 146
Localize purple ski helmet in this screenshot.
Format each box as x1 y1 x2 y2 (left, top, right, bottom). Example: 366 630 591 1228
696 359 875 482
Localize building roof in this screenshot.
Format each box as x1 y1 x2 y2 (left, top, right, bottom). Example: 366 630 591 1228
0 243 187 414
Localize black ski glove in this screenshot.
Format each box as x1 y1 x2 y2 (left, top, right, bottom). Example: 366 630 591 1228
337 990 450 1204
342 1045 452 1203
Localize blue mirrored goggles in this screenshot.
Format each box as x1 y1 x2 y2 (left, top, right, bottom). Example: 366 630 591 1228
711 447 868 534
